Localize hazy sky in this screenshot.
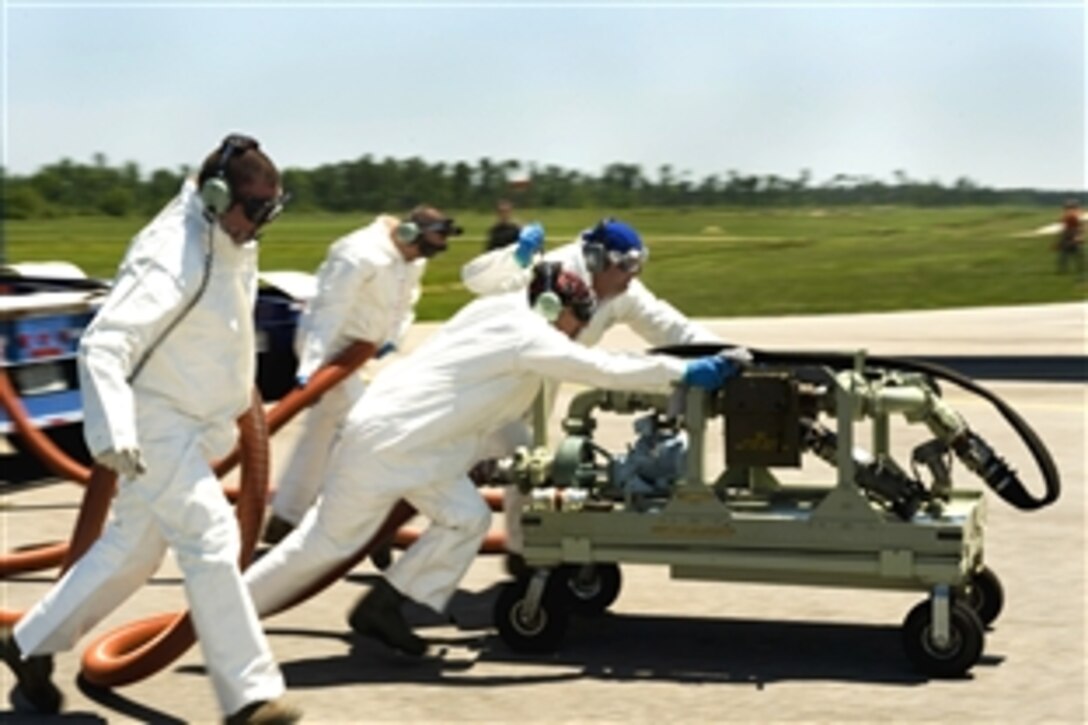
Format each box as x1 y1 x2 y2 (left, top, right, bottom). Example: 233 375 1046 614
1 1 1084 190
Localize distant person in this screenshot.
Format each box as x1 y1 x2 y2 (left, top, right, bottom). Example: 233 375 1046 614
485 199 521 251
1055 199 1084 275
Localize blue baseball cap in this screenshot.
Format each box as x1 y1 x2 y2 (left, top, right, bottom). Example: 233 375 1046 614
582 219 644 254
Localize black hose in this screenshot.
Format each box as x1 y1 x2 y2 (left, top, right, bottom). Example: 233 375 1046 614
652 343 1061 511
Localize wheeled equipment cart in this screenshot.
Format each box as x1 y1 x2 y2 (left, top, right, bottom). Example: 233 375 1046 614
493 349 1059 677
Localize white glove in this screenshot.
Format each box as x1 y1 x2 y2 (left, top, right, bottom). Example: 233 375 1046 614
96 447 148 479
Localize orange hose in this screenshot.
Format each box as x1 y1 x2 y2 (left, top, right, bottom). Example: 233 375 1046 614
79 612 185 687
0 542 68 579
392 527 508 554
0 366 114 577
216 341 376 485
0 367 91 483
60 465 119 573
481 486 504 511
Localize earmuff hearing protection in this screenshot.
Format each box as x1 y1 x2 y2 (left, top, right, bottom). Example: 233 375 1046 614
533 262 563 323
582 219 612 274
200 134 259 216
394 220 422 244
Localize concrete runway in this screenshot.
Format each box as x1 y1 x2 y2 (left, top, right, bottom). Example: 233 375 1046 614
1 302 1085 723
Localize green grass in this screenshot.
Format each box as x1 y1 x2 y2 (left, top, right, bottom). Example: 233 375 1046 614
4 205 1083 320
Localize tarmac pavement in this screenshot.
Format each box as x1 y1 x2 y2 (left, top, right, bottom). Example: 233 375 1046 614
1 302 1084 723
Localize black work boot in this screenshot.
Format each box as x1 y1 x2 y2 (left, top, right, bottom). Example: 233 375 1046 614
224 697 302 725
0 627 64 714
261 514 295 546
347 579 426 656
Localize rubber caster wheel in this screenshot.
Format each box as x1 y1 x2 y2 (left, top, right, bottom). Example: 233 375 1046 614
962 566 1004 627
902 599 985 678
558 563 622 615
494 576 569 653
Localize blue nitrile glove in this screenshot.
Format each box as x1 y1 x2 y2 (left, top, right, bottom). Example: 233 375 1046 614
682 355 740 390
514 223 545 268
377 341 396 359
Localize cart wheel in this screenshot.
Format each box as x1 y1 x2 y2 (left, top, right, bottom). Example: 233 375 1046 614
962 566 1004 628
494 577 569 653
558 564 622 616
902 599 985 678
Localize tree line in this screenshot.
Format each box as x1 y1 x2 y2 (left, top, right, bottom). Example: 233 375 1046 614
0 153 1078 219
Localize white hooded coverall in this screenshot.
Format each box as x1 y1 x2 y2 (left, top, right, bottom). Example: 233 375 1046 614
461 238 723 550
271 215 425 525
13 180 285 715
244 291 688 615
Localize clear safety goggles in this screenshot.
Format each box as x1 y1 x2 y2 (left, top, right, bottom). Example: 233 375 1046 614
607 247 649 274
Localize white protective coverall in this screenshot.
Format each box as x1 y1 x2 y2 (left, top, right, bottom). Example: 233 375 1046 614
13 180 285 715
271 215 426 525
244 291 688 614
461 238 722 550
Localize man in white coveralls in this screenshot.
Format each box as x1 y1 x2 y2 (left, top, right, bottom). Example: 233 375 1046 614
263 205 465 545
243 261 742 657
460 218 726 571
0 135 300 724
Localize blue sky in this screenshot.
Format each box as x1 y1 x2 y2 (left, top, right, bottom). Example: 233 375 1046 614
2 1 1084 190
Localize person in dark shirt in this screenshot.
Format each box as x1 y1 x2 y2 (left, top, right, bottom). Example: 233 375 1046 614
1056 199 1084 275
486 199 521 251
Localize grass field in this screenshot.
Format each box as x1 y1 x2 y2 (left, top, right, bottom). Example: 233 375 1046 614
3 205 1084 320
